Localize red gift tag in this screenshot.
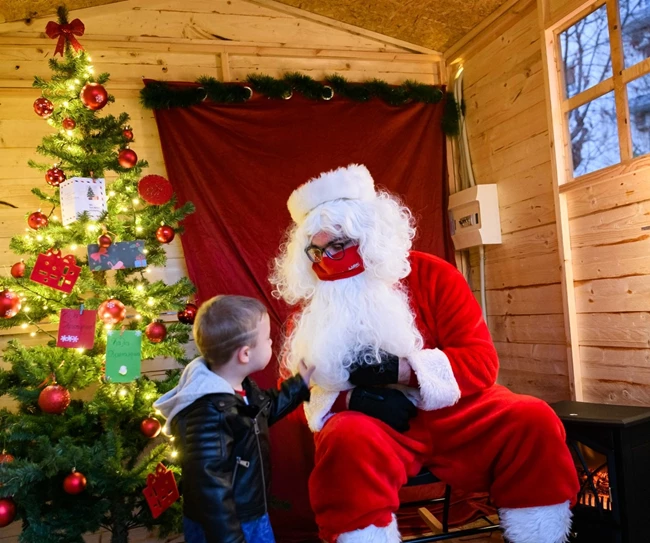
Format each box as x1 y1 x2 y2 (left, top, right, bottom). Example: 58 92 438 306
30 249 81 293
57 308 97 349
143 463 179 519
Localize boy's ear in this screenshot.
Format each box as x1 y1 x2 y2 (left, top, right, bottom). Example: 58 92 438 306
237 346 250 364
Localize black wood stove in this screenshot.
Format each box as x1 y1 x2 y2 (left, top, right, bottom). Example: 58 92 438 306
551 400 650 543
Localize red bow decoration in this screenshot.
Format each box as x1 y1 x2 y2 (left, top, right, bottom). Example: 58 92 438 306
45 19 85 57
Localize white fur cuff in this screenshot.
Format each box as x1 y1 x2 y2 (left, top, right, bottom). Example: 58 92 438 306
407 348 461 411
500 501 572 543
304 386 341 432
338 514 400 543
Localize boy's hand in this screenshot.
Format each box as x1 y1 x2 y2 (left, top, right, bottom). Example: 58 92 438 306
298 359 315 386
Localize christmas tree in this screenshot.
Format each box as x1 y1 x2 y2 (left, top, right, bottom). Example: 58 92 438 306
0 8 195 542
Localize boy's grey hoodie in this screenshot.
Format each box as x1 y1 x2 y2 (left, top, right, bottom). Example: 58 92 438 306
154 357 234 433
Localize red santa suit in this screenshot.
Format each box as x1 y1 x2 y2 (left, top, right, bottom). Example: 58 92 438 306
275 164 580 543
307 251 579 542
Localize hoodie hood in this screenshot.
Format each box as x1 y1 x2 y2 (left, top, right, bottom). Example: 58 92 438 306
154 357 235 433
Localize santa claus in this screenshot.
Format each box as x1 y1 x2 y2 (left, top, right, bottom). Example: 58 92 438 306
270 164 579 543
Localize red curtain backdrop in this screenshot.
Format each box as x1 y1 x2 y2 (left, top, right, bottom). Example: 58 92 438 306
151 81 454 541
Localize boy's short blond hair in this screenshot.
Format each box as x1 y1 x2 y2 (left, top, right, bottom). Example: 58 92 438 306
193 295 267 368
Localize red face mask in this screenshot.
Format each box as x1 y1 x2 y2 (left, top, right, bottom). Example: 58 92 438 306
312 245 365 282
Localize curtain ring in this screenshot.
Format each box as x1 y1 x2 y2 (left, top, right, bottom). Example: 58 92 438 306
243 86 253 100
322 86 334 101
198 87 208 102
283 90 293 100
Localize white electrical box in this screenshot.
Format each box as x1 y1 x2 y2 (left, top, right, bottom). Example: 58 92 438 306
448 184 501 250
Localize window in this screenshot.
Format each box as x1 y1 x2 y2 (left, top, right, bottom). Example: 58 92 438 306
554 0 650 179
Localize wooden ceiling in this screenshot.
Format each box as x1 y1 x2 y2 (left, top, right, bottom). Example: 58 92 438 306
0 0 511 52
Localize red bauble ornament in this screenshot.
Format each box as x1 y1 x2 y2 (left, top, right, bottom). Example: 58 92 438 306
0 498 16 528
140 417 162 438
0 290 21 319
45 167 66 187
138 175 173 205
122 127 134 142
63 471 87 495
27 211 48 230
62 117 76 130
178 303 198 325
38 384 71 414
33 97 54 118
79 82 108 111
118 148 138 169
97 234 112 248
10 261 25 278
145 321 167 343
155 225 175 244
97 298 126 324
0 453 14 464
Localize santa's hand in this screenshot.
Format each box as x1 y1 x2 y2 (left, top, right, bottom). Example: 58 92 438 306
349 350 411 386
348 387 417 432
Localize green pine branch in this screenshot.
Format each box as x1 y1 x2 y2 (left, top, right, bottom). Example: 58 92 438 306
2 20 193 540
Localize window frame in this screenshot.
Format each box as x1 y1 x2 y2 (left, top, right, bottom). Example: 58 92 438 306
545 0 650 188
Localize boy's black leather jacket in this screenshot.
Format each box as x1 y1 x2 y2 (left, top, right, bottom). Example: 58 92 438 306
171 374 309 543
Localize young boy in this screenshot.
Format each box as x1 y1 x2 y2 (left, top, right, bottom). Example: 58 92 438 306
154 295 313 543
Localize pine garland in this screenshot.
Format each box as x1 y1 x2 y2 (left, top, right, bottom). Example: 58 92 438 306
140 73 460 136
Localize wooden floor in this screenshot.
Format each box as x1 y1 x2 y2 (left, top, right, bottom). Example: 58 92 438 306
1 519 504 543
0 524 184 543
405 534 503 543
403 515 504 543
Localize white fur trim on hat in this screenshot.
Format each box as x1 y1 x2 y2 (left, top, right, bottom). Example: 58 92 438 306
500 501 573 543
287 164 376 224
407 348 461 411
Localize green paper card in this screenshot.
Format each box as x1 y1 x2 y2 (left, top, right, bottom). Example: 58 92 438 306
105 330 142 383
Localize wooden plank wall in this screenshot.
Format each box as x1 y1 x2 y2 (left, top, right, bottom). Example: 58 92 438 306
448 0 650 408
567 162 650 405
446 0 572 403
545 0 650 405
0 0 441 540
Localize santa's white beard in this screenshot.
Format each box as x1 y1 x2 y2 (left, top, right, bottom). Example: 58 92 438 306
283 273 423 391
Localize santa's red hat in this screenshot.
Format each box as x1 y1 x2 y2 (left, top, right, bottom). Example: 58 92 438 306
287 164 376 225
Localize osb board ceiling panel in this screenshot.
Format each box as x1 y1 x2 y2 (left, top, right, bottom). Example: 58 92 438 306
273 0 512 51
0 0 126 24
1 0 512 51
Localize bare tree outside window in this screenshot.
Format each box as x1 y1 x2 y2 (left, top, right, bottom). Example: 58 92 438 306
561 6 612 100
621 0 650 67
559 0 650 177
621 0 650 157
561 6 617 176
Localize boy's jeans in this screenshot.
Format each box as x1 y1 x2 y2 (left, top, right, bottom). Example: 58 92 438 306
183 514 276 543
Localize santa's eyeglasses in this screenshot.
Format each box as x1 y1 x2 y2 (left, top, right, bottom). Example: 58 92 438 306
304 238 353 263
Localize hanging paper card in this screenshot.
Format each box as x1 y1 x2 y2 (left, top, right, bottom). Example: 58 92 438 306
143 463 180 518
59 177 107 225
87 240 147 271
105 330 141 382
57 308 97 348
30 249 81 293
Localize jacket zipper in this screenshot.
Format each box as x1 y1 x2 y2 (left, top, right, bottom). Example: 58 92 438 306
253 416 268 513
232 456 250 487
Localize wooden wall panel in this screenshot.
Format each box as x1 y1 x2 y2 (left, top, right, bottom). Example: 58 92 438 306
449 5 572 402
568 170 650 405
449 0 650 408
